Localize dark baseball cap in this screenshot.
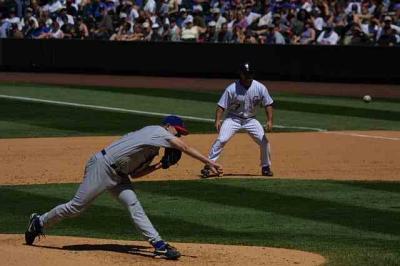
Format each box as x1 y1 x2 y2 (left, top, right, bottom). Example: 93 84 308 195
162 115 189 135
239 62 254 77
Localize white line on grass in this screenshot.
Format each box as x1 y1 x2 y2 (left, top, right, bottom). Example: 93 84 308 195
0 94 327 132
0 94 211 122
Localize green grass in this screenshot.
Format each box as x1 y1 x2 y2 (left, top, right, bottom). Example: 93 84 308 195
0 83 398 138
1 179 400 265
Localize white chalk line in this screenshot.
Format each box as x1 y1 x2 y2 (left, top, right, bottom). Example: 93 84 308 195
0 94 325 132
323 131 400 141
2 94 399 141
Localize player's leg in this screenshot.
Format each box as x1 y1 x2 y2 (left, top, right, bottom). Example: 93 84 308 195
109 179 162 243
109 180 181 259
25 154 117 245
40 155 116 227
243 118 273 176
201 117 241 177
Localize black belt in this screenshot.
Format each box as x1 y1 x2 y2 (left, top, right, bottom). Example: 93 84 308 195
101 149 128 178
101 149 117 169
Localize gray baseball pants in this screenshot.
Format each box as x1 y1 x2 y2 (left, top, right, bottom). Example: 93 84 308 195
39 152 162 243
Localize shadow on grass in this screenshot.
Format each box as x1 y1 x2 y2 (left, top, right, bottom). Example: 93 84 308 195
333 181 400 194
1 183 399 251
136 181 400 236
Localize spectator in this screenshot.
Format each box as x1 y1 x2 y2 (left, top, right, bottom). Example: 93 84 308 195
376 15 400 40
263 23 285 44
142 21 153 41
211 7 226 31
243 30 258 43
31 19 52 39
234 9 248 30
9 23 24 38
1 0 398 45
296 20 316 44
244 6 260 26
75 16 89 39
317 24 340 45
216 21 232 42
49 20 64 39
168 17 181 41
97 7 114 34
192 5 206 28
21 8 39 31
143 0 156 14
343 24 370 45
203 20 217 42
130 22 145 41
231 24 245 43
150 22 162 41
377 16 399 46
180 16 205 42
168 0 179 16
290 8 307 37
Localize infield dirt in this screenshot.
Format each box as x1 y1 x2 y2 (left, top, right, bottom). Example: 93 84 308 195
0 131 399 185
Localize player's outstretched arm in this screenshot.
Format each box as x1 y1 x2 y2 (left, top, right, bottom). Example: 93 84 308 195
168 137 223 175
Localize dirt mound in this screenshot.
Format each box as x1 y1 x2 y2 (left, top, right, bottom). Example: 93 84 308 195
0 234 325 266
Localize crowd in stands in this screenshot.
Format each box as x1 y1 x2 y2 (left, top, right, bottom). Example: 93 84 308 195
0 0 399 45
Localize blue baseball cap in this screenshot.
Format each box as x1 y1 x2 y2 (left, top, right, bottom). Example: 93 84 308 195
162 115 189 135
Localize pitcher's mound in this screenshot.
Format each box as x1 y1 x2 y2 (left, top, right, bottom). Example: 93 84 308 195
0 234 325 266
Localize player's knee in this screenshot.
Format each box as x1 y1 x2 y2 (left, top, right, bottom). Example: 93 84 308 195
257 135 269 146
216 138 228 146
66 201 86 216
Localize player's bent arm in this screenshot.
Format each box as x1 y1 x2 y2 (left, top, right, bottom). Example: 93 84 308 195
215 105 225 132
168 138 223 172
265 104 273 132
129 162 163 179
215 105 225 123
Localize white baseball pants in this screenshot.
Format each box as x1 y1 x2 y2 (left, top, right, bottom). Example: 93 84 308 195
209 117 271 167
39 153 162 243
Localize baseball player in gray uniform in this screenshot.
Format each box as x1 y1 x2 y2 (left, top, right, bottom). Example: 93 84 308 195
25 115 223 260
201 62 274 178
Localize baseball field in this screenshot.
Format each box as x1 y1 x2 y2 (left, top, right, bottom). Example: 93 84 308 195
0 75 399 266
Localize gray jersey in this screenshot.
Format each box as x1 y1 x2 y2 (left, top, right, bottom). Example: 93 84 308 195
103 126 176 175
218 80 274 119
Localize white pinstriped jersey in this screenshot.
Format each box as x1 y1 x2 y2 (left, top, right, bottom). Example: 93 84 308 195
217 80 274 119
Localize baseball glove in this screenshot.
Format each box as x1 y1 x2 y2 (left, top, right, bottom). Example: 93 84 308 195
161 148 182 169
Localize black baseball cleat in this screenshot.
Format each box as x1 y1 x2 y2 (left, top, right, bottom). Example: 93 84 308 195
25 213 44 245
152 240 181 260
200 165 211 178
262 166 274 177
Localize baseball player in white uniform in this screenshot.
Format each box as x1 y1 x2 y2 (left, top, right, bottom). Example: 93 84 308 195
25 115 223 260
201 62 274 177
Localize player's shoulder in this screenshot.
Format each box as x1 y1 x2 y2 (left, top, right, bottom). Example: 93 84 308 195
225 81 237 91
252 79 267 89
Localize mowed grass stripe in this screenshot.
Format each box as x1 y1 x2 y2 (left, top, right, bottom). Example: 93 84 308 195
0 84 399 136
1 179 400 266
0 98 214 138
1 83 398 115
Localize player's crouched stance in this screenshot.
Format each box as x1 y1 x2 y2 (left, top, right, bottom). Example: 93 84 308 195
201 62 274 178
25 116 223 260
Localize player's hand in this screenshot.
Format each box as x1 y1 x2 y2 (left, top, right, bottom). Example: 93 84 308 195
209 162 223 176
265 121 273 132
215 120 222 133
